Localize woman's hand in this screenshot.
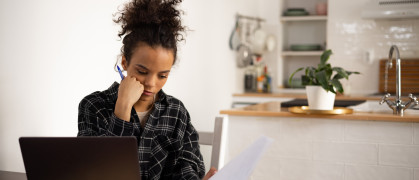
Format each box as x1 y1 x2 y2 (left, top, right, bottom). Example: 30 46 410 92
202 167 217 180
114 76 144 121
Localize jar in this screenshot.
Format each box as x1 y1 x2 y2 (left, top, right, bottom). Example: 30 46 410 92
316 2 327 15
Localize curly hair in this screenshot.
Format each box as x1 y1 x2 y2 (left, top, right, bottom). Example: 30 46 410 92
113 0 185 65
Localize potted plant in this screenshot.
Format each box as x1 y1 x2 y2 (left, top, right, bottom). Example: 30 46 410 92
288 49 360 110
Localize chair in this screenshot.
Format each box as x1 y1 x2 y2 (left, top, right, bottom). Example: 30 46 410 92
198 116 228 170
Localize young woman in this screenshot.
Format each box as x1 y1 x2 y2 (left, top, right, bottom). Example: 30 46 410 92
77 0 216 179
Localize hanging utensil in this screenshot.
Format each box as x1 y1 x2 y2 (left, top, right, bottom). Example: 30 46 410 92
265 34 277 52
236 43 253 68
229 17 241 51
236 20 253 68
251 21 267 55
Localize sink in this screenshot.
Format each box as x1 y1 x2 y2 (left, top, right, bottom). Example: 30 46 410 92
349 100 419 115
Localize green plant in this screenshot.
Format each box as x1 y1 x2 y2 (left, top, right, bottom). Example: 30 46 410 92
288 49 360 94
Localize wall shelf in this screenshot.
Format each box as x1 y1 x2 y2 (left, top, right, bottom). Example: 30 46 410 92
281 15 327 22
277 0 329 90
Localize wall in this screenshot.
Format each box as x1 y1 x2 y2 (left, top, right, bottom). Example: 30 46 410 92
327 0 419 95
0 0 261 172
0 0 123 172
227 116 419 180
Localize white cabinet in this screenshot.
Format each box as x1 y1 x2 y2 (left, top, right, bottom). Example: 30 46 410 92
277 0 328 91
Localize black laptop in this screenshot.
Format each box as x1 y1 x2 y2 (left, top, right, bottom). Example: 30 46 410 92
19 137 141 180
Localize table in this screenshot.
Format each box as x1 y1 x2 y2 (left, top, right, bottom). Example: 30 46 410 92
0 171 27 180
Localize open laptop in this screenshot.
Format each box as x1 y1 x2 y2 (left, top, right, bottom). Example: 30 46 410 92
19 137 141 180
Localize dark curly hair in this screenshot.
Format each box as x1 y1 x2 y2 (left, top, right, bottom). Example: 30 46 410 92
113 0 185 66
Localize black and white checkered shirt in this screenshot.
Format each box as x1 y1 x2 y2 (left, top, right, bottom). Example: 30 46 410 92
78 82 205 180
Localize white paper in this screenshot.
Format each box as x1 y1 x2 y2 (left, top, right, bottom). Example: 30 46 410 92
209 136 274 180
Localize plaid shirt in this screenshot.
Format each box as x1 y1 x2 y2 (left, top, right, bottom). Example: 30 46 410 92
78 82 205 180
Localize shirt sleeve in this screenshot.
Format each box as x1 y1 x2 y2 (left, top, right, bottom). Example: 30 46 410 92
77 95 140 137
171 113 206 179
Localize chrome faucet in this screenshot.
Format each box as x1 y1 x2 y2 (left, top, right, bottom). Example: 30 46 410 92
379 45 418 116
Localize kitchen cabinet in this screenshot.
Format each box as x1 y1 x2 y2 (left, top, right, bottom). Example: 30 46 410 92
277 0 328 91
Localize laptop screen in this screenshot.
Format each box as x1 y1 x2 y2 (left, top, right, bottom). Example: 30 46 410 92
19 137 141 180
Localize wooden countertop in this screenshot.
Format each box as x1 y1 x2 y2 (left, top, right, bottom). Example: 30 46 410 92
234 93 382 101
220 101 419 122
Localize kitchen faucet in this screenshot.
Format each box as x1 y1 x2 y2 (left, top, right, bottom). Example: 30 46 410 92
379 45 418 116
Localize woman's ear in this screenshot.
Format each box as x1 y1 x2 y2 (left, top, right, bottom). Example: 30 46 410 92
121 56 128 70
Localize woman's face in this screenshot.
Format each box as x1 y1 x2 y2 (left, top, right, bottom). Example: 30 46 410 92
122 43 174 102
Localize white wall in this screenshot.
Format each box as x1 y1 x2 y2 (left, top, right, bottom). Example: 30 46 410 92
327 0 419 95
0 0 264 172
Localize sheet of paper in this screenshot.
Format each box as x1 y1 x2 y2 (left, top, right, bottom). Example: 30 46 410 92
209 136 274 180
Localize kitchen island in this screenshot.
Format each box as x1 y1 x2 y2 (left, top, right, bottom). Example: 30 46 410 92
220 101 419 180
223 101 419 122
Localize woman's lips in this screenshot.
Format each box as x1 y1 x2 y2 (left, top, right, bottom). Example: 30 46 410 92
142 90 153 96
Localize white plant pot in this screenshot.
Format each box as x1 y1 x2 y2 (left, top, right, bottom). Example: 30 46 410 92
305 85 336 110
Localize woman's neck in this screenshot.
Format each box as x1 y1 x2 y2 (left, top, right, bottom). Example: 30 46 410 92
133 99 153 112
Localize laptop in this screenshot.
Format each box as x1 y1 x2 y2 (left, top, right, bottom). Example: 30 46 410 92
19 137 141 180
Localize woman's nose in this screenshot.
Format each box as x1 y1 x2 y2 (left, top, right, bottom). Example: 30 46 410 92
143 75 156 87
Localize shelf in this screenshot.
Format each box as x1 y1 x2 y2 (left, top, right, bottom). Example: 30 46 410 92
281 15 327 22
277 0 329 90
282 51 324 56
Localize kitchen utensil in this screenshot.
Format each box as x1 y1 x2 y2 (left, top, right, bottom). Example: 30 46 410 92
290 44 321 51
236 44 252 68
284 11 309 16
287 8 306 11
229 18 241 50
235 20 253 68
251 24 267 55
316 2 328 15
265 34 276 52
283 8 309 16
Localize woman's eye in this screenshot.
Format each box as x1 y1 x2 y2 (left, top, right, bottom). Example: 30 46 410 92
137 70 147 74
159 75 168 79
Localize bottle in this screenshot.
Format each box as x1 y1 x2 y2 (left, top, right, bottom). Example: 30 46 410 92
244 61 257 92
257 75 265 93
263 65 272 93
255 56 265 93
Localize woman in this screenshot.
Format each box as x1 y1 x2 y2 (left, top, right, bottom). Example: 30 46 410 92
77 0 216 179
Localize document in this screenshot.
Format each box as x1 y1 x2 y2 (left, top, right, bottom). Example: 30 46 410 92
210 136 274 180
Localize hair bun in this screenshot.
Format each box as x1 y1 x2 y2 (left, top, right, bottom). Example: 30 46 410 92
113 0 185 65
114 0 184 38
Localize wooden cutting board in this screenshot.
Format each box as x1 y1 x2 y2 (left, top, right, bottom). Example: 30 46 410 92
379 59 419 94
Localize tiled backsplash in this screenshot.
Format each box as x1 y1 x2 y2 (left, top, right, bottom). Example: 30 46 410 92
328 0 419 95
331 20 419 58
226 116 419 180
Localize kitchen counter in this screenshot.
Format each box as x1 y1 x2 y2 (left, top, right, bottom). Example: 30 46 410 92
234 92 382 101
221 101 419 122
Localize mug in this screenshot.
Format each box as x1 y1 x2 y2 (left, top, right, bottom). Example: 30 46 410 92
316 2 327 15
